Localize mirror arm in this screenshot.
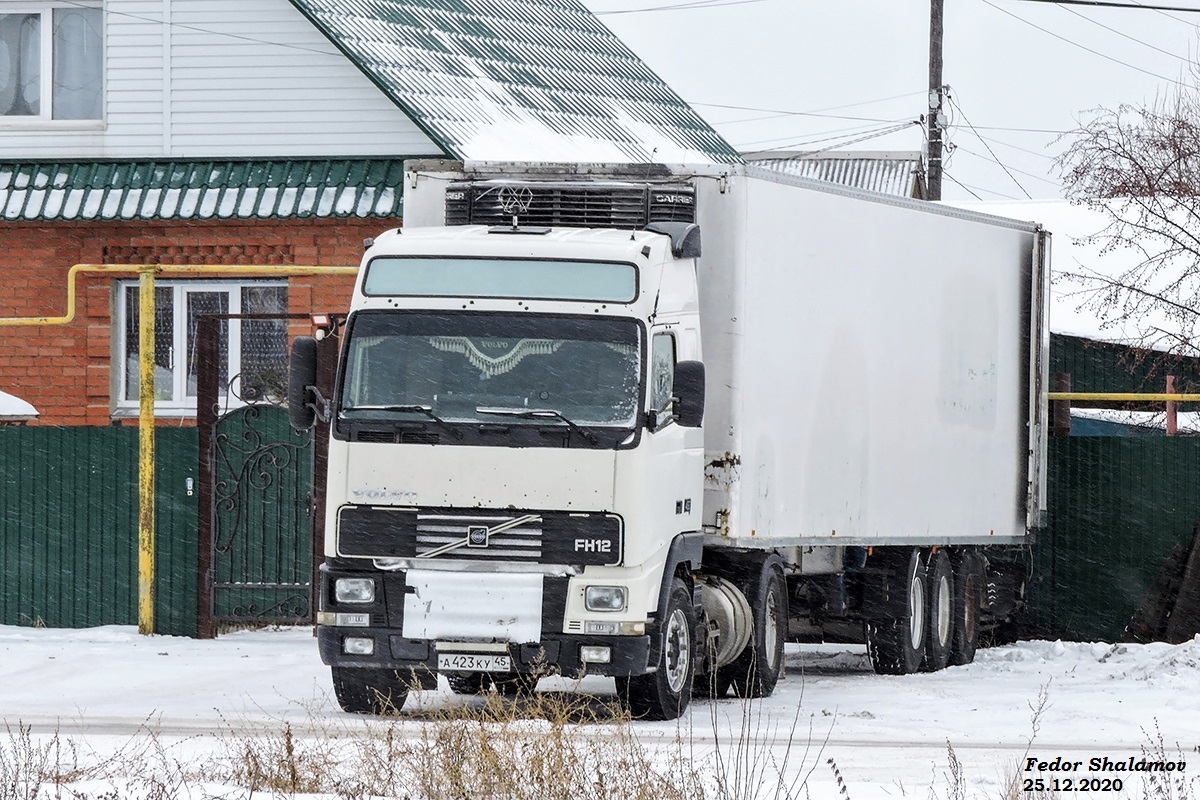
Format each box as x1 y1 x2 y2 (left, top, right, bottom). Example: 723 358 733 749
310 386 332 423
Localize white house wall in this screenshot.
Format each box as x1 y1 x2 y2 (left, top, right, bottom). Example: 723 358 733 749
0 0 443 159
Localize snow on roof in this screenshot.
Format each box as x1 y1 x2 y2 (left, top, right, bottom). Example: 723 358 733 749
286 0 741 165
0 389 37 420
744 150 925 198
950 199 1185 346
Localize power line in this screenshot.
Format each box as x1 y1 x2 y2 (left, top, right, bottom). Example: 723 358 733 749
693 91 926 118
947 95 1034 198
58 0 341 57
1016 0 1200 11
952 145 1063 185
942 171 986 200
593 0 770 14
1054 3 1193 60
973 132 1058 160
737 121 918 155
734 119 916 149
978 0 1189 87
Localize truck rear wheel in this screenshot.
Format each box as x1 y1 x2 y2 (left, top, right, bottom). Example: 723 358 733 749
921 549 953 672
949 550 983 665
331 667 409 714
617 577 695 720
724 559 787 698
865 548 926 675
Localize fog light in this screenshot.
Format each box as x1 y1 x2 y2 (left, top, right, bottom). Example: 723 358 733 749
343 636 375 655
586 621 618 635
580 645 612 664
585 586 626 612
335 578 375 603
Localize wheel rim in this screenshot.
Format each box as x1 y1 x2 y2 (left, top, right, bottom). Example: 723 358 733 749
664 607 691 693
764 585 780 669
908 569 925 651
936 574 952 646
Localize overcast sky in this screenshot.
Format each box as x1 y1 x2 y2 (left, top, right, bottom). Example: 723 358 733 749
580 0 1200 203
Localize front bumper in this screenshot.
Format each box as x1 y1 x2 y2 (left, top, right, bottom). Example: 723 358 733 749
318 626 651 678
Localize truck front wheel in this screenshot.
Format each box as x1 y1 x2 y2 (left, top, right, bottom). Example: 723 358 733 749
331 667 409 714
617 577 696 720
865 547 927 675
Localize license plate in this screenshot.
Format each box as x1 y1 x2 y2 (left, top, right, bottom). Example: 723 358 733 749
437 653 512 673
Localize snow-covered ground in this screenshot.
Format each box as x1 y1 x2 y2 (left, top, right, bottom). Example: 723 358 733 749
1 625 1197 798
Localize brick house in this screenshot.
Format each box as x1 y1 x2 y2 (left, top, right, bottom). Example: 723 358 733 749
0 0 737 426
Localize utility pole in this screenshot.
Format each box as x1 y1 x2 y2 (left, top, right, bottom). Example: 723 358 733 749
927 0 945 201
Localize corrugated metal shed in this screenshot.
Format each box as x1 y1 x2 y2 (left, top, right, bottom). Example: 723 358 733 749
286 0 741 165
0 159 406 222
744 151 926 199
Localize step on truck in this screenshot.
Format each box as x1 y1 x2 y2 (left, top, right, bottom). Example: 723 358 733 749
289 160 1049 720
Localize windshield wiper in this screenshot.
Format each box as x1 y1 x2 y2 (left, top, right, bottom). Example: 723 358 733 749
476 407 600 444
341 404 464 440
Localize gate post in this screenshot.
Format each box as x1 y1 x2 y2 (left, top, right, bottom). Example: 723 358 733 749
195 316 219 639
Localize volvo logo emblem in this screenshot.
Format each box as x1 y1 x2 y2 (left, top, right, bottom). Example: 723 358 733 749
417 514 543 559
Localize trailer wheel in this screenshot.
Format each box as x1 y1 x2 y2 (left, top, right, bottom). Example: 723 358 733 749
617 577 695 720
921 549 952 672
446 672 489 694
725 559 787 698
949 551 983 665
331 667 409 714
865 548 926 675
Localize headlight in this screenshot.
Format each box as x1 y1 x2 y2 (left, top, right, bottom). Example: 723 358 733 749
585 585 627 612
335 577 376 603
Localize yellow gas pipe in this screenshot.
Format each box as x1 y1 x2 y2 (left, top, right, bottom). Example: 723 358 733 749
0 263 357 635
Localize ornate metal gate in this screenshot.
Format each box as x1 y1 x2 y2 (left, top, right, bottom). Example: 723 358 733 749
195 313 334 637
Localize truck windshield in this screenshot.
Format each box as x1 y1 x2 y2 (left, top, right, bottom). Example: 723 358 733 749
339 312 641 428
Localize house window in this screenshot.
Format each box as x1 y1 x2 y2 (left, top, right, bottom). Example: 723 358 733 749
117 282 289 414
0 3 102 120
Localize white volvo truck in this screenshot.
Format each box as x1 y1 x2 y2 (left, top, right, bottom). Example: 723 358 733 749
289 160 1049 720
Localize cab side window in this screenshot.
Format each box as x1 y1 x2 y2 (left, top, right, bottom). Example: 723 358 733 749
649 333 676 428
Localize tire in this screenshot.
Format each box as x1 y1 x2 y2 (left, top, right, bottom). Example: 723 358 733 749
865 548 927 676
921 549 953 672
617 577 696 720
446 672 489 694
724 560 787 698
949 550 983 665
331 667 409 714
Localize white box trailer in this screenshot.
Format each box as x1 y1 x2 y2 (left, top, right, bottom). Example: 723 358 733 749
290 160 1049 720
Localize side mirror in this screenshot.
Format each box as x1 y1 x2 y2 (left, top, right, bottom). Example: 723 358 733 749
673 360 705 428
288 336 318 431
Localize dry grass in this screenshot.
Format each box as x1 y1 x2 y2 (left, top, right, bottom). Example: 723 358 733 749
2 684 1195 800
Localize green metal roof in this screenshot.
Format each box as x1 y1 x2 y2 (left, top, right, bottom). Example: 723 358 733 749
286 0 741 165
0 159 407 222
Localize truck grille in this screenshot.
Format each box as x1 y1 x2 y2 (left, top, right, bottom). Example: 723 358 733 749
445 181 695 229
336 505 623 567
416 512 543 562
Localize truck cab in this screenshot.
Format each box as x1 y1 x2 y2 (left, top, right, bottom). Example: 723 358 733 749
295 219 711 719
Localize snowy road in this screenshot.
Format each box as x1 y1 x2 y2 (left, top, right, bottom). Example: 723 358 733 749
2 626 1198 797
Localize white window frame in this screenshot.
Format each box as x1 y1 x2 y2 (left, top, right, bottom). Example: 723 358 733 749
0 0 104 129
115 280 288 416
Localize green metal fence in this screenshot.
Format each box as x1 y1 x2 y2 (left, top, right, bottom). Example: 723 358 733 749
0 426 198 637
1028 436 1200 642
